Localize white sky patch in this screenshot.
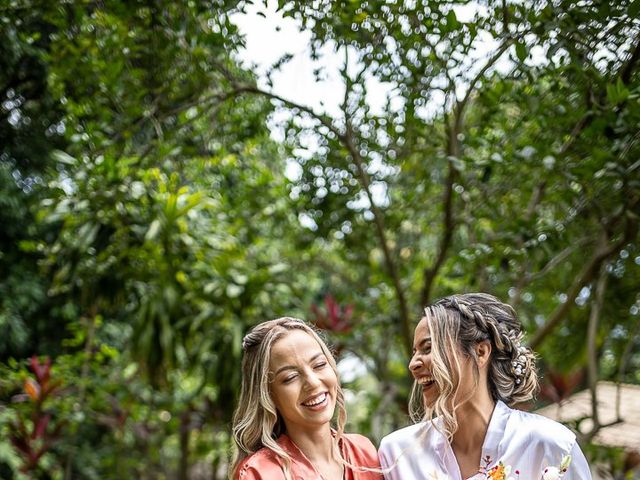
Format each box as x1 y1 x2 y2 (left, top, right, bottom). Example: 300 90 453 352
345 180 389 210
232 3 356 118
231 1 424 119
285 158 303 181
338 353 369 383
245 0 634 130
452 2 489 22
298 212 318 231
231 1 537 126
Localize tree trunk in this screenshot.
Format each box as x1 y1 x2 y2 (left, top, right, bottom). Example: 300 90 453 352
178 409 191 480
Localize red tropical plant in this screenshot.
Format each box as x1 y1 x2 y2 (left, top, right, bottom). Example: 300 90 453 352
8 356 64 474
538 367 585 404
310 294 354 333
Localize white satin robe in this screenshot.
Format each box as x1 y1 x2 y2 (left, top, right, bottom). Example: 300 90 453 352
378 401 591 480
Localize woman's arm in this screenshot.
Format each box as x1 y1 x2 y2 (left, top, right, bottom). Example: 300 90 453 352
564 441 592 480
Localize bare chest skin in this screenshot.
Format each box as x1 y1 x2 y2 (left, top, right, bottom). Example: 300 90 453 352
453 446 483 479
312 459 344 480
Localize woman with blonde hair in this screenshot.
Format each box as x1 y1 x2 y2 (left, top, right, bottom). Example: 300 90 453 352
230 317 382 480
379 293 591 480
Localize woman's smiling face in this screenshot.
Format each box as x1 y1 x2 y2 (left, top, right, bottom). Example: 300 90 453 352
410 315 486 409
268 329 338 434
409 318 439 405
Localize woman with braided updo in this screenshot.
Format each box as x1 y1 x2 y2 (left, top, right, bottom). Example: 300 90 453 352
379 293 591 480
230 317 382 480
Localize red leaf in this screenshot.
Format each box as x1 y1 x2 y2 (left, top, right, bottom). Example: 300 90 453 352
30 356 51 385
312 294 354 333
325 295 340 324
32 414 50 440
539 368 584 403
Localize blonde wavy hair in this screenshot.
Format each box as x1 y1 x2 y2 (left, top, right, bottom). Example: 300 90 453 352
409 293 539 440
229 317 347 480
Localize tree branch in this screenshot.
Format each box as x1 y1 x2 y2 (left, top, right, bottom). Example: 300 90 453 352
420 157 456 307
338 55 413 356
512 238 588 309
616 319 640 420
559 111 595 155
454 39 513 132
511 181 549 308
419 40 513 307
232 85 343 139
342 132 413 357
585 265 608 441
233 83 414 357
526 237 592 284
501 0 509 35
530 204 638 349
620 31 640 85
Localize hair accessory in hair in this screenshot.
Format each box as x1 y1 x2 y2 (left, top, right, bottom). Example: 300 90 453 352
511 342 528 385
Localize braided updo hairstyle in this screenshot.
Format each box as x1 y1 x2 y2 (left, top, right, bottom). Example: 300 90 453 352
410 292 538 438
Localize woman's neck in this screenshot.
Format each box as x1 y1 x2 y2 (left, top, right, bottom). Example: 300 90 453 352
285 423 336 464
451 387 496 454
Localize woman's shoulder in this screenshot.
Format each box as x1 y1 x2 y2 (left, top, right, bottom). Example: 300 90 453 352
343 432 376 449
379 422 430 451
236 448 285 480
342 433 380 463
341 433 384 479
507 407 577 451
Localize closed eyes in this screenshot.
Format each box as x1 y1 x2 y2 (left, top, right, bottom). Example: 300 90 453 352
280 361 328 384
412 346 431 356
282 374 298 384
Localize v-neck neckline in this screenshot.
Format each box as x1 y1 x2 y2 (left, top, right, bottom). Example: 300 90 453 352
439 401 511 480
278 432 347 480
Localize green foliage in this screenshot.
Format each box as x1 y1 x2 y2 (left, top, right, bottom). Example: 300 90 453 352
1 0 639 477
255 0 640 458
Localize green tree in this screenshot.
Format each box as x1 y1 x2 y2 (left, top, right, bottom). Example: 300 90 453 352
230 0 640 438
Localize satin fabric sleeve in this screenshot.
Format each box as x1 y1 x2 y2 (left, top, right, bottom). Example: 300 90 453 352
564 440 592 480
377 445 390 472
377 435 403 480
377 448 393 480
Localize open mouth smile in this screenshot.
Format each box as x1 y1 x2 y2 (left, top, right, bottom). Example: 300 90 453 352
301 392 329 410
417 376 435 388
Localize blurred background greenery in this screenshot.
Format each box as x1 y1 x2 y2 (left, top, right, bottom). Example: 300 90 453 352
1 0 639 478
